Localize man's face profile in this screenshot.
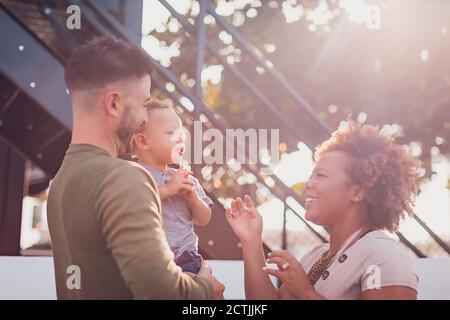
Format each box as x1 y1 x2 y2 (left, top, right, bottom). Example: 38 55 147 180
115 74 152 154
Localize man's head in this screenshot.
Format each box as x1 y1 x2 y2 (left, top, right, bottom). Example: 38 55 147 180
65 37 153 154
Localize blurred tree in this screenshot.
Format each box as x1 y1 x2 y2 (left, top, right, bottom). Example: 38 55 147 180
146 0 450 195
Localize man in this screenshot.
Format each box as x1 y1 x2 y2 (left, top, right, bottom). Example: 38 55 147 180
47 37 224 299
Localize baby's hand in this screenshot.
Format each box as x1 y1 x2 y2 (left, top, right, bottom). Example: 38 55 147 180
164 169 195 197
180 181 200 206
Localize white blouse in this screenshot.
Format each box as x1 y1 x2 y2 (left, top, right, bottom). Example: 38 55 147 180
299 230 419 299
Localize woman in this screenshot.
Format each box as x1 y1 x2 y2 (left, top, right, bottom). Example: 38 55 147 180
226 120 421 300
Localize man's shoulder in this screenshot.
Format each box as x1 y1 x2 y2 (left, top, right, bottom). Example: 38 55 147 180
93 159 161 213
100 159 157 186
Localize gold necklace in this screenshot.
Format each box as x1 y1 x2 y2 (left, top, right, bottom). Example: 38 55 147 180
307 226 376 286
307 249 337 286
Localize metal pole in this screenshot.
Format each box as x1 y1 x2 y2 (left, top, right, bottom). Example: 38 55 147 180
195 0 206 110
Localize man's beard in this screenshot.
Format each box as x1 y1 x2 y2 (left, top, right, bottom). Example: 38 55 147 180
116 106 142 154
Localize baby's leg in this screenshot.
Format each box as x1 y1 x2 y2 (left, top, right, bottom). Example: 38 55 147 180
176 250 203 274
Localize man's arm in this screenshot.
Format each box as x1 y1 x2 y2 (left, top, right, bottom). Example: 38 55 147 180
94 162 213 299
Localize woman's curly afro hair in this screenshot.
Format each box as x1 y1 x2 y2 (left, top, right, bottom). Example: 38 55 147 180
314 119 422 232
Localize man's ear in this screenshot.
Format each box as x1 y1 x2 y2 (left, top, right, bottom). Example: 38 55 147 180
134 133 151 151
103 91 121 118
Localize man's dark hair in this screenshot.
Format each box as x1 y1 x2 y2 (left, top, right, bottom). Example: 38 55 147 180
64 37 153 91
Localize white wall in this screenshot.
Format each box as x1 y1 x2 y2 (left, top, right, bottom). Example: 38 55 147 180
0 257 449 300
0 256 56 300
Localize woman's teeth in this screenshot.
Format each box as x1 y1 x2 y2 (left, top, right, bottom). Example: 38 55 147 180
305 196 319 207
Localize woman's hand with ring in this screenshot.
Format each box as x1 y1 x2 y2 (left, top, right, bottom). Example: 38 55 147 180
263 250 319 300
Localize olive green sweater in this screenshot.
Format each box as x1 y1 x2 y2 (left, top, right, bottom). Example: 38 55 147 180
47 144 213 299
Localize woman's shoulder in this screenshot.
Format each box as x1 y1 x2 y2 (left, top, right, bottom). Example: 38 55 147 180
358 230 414 258
355 230 419 292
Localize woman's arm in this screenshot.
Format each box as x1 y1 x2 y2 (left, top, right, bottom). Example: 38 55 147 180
361 286 417 300
241 240 281 300
225 196 281 300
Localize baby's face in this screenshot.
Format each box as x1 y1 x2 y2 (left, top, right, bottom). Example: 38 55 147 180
140 108 185 165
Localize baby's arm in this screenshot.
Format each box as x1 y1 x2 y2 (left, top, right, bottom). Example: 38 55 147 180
185 194 212 226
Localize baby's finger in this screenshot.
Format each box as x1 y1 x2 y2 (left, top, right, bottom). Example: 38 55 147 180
180 184 195 191
182 178 195 186
178 169 193 176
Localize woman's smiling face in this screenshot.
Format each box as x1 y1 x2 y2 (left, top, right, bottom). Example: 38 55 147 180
304 150 357 227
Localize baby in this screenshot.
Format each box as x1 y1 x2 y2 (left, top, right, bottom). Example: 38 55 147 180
130 99 213 274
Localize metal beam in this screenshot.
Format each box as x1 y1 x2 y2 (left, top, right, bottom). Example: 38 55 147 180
396 232 426 258
86 0 143 46
195 0 206 111
413 215 450 255
0 7 72 130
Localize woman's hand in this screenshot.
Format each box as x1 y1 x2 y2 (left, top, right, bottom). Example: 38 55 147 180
263 250 323 300
225 195 263 244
